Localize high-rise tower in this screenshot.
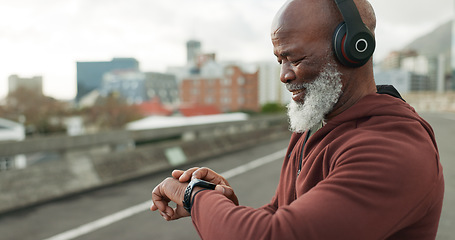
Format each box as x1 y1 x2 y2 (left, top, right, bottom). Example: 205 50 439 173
186 40 201 64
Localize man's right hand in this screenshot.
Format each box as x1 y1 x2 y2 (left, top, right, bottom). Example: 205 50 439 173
172 167 239 206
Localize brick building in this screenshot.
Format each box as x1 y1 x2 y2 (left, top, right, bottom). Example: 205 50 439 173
180 65 259 113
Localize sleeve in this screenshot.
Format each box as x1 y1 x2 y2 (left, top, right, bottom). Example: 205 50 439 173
191 124 443 240
258 194 278 214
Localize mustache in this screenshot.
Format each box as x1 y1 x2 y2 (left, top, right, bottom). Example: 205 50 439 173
285 82 309 92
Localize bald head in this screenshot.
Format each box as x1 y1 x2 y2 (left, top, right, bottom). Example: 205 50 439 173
271 0 379 121
271 0 376 43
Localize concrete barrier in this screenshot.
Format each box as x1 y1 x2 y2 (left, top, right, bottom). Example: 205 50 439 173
403 91 455 112
0 116 290 214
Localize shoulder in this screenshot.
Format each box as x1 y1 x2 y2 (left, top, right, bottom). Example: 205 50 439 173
321 93 437 161
322 113 440 190
328 113 436 162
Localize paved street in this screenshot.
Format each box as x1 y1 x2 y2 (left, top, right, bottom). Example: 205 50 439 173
421 112 455 240
0 112 453 240
0 138 289 240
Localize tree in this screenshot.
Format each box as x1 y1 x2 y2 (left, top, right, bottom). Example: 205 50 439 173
82 92 144 130
261 102 287 113
2 87 68 135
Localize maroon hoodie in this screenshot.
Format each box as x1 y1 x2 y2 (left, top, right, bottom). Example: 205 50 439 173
192 93 444 240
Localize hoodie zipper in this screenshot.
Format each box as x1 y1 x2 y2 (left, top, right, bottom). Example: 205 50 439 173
297 130 311 177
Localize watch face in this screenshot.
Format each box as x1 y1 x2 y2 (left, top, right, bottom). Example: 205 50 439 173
194 179 216 189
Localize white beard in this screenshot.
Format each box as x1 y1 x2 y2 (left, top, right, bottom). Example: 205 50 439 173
286 62 343 133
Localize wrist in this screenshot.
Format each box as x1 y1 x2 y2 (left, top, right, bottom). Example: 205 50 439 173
191 186 204 198
182 179 216 214
190 187 209 210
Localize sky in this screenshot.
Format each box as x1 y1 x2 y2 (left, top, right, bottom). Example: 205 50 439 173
0 0 453 100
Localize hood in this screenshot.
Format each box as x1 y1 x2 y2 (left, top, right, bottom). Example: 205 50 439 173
322 92 438 150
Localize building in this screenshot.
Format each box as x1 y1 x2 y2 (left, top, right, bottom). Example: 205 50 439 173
452 16 455 89
144 72 179 106
400 55 443 91
180 65 259 112
401 55 430 75
380 50 418 70
374 69 410 94
374 69 430 94
76 58 139 101
378 49 447 92
100 70 147 104
98 70 179 107
172 40 282 113
8 75 43 95
256 62 290 105
136 98 173 116
187 40 202 64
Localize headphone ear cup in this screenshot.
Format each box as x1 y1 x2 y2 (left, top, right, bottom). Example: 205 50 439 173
332 22 351 67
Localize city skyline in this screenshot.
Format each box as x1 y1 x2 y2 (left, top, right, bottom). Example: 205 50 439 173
0 0 452 100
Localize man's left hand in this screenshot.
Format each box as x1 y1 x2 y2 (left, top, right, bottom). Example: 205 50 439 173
150 177 190 221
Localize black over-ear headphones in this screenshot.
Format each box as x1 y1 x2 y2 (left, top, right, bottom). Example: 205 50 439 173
333 0 375 67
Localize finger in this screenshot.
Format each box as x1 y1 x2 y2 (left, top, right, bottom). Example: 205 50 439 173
215 185 239 206
150 202 158 211
171 170 184 179
160 211 171 221
151 185 170 212
170 205 191 220
159 205 175 221
151 178 189 220
193 167 227 185
164 205 175 219
192 167 215 181
178 167 200 182
151 198 168 213
215 185 225 194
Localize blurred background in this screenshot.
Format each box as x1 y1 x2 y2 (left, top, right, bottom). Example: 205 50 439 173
0 0 454 239
0 0 453 135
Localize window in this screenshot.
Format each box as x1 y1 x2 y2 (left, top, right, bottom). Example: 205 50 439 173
238 76 245 85
225 68 234 76
223 78 231 86
205 97 214 104
222 97 231 104
148 89 155 97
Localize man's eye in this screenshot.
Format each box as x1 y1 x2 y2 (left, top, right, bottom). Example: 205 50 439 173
291 58 304 65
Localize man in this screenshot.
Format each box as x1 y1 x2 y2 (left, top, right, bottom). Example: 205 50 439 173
151 0 445 239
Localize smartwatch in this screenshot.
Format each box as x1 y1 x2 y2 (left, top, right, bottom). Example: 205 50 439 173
182 179 216 213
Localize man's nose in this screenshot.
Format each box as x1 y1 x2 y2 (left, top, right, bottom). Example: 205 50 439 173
280 62 296 84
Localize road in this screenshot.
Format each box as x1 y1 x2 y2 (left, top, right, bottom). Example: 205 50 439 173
0 112 453 240
421 112 455 240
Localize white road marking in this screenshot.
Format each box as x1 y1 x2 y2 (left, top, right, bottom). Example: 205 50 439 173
43 148 287 240
43 202 150 240
220 149 286 179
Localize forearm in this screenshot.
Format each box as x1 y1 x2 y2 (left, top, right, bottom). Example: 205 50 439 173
191 191 317 240
192 191 274 240
190 175 438 240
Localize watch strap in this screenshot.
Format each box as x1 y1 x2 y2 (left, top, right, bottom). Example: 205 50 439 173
182 179 216 213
